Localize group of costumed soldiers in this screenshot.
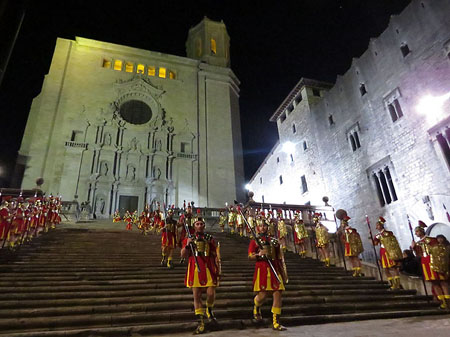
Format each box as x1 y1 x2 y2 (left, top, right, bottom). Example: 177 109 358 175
115 202 449 333
0 194 62 250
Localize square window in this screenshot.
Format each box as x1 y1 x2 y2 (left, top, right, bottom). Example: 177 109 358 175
312 89 320 97
102 59 111 68
114 60 123 71
125 62 134 73
159 67 166 78
137 64 145 74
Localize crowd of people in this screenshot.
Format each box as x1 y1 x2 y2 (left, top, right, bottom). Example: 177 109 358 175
114 203 450 333
0 194 62 250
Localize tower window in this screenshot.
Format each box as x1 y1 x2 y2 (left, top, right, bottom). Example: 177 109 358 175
279 175 283 185
400 44 410 57
370 163 398 207
436 131 450 171
348 130 361 151
295 95 302 104
301 175 308 194
388 99 403 122
303 141 308 151
211 38 217 55
114 60 123 71
136 64 145 74
102 59 111 68
359 83 367 96
125 62 134 73
292 124 296 134
148 66 156 76
290 154 294 162
159 67 166 78
180 142 190 153
277 157 280 164
279 113 286 123
328 115 335 126
312 89 320 97
169 71 176 79
260 177 263 184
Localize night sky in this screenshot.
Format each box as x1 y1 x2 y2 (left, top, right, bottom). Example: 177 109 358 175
0 0 411 186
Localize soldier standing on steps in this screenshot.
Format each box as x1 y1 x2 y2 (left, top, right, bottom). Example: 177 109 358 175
181 216 221 334
371 217 403 290
248 212 287 331
338 216 364 277
160 208 177 269
293 212 308 258
412 221 449 309
313 213 331 267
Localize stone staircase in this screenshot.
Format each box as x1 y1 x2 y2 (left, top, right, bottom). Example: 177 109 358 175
0 226 444 336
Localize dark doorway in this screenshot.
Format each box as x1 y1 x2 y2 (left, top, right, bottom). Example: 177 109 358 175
118 195 139 216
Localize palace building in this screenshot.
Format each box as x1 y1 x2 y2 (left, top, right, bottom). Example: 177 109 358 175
19 17 245 217
248 0 450 252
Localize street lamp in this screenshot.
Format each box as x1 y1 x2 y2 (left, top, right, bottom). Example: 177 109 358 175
282 141 295 154
245 183 251 190
416 92 450 125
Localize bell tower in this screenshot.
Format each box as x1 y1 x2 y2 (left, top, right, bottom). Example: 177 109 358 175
186 17 230 67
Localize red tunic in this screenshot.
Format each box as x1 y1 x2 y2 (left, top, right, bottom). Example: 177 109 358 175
0 207 10 239
248 235 285 291
161 218 177 248
183 234 218 288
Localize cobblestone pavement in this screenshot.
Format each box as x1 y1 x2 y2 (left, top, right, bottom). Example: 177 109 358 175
168 315 450 337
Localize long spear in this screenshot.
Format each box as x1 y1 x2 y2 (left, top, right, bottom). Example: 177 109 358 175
365 215 383 281
234 201 283 284
407 214 428 297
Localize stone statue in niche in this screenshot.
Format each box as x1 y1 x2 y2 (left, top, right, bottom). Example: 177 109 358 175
100 161 109 176
95 197 105 215
155 139 162 151
130 137 138 151
104 133 112 146
152 166 161 180
126 165 136 181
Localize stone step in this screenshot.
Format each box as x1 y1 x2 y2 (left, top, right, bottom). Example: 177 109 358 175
0 290 427 310
0 300 438 333
0 309 444 337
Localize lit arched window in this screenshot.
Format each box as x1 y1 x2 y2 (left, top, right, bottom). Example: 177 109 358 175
169 71 176 79
211 38 217 55
114 60 123 71
136 64 145 74
148 66 156 76
102 59 111 68
125 62 134 73
159 67 166 78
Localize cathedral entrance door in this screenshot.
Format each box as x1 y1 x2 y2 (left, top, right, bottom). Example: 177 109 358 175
118 196 139 216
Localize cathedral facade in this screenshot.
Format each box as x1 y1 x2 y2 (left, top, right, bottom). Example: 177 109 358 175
19 18 245 217
248 0 450 251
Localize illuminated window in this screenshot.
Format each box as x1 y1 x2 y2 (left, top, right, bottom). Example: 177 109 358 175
211 38 217 55
148 66 156 76
137 64 145 74
114 60 123 71
169 71 176 79
196 39 202 57
159 67 166 78
125 62 134 73
102 59 111 68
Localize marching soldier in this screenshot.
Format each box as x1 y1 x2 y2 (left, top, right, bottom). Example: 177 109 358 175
293 212 308 258
371 216 403 290
412 221 449 309
178 203 195 264
227 205 236 234
236 206 245 236
0 200 11 247
339 216 364 276
124 211 133 230
218 210 226 233
277 210 288 252
248 212 287 331
160 208 177 269
313 213 331 267
181 216 221 334
113 210 121 223
246 208 255 238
